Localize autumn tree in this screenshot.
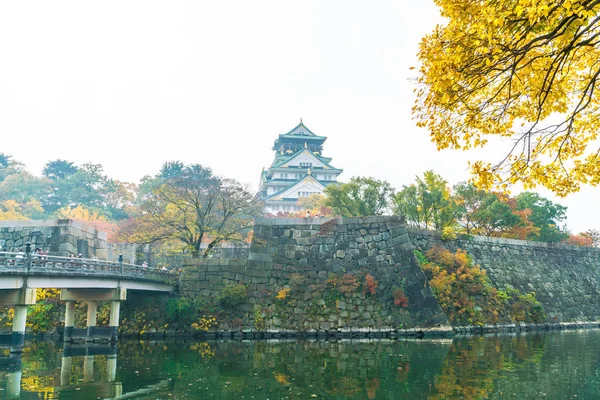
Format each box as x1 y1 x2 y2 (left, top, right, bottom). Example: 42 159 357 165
392 171 456 230
581 229 600 247
415 1 600 196
57 205 119 241
452 182 538 239
324 177 393 217
294 194 333 217
0 199 44 220
566 233 594 246
125 163 263 258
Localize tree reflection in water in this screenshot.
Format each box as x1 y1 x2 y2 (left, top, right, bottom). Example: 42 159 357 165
0 331 599 399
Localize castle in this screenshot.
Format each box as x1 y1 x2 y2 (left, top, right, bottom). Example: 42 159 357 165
258 121 343 215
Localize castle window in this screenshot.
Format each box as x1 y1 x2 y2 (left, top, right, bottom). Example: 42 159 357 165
300 162 313 168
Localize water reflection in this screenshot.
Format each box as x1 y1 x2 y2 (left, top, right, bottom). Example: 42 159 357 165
0 331 599 399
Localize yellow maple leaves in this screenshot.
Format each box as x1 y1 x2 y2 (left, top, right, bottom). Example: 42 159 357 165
416 0 600 196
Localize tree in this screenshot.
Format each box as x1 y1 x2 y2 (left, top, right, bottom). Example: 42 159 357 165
566 233 594 247
0 172 53 205
125 163 263 258
580 229 600 247
42 163 109 214
452 182 538 239
515 192 568 242
453 182 490 234
42 159 78 180
0 153 24 182
469 193 523 237
415 1 600 196
57 205 119 241
0 199 44 221
293 194 333 218
392 171 455 230
324 177 393 217
159 161 186 179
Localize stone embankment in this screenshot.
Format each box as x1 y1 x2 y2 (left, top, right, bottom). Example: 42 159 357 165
180 217 452 336
409 228 600 323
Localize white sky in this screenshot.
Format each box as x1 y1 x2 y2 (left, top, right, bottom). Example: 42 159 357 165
0 0 597 233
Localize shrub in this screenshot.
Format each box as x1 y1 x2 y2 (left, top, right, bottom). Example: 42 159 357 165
364 274 378 295
252 305 266 330
165 297 196 324
218 283 247 307
393 287 408 307
191 315 217 332
326 273 360 295
441 226 458 241
289 273 305 286
276 288 291 300
421 246 546 325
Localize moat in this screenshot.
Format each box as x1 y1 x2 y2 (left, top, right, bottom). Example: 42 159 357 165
2 330 600 399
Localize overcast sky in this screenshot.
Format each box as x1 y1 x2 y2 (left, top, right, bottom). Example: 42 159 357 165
0 1 597 233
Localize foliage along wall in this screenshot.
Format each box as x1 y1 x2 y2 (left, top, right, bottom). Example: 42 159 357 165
409 228 600 324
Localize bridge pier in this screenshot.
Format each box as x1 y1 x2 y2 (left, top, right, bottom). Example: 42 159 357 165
11 306 28 353
60 354 72 386
109 301 120 342
107 353 117 381
86 301 98 342
61 288 127 342
0 288 37 353
63 301 75 342
6 370 21 399
83 355 95 382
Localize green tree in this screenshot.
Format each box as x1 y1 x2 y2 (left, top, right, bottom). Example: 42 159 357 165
453 183 538 239
515 192 568 242
0 153 24 182
392 171 456 230
43 163 110 214
159 161 186 179
324 177 393 217
0 172 52 205
42 159 78 180
468 194 521 237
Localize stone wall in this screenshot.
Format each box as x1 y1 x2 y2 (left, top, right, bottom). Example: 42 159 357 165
408 228 600 323
180 217 450 333
0 219 108 259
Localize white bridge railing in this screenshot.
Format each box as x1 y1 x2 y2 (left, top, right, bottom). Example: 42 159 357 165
0 252 176 284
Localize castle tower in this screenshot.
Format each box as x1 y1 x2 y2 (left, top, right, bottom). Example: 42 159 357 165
258 120 343 215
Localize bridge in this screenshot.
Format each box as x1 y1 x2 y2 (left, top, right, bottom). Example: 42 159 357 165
0 246 176 352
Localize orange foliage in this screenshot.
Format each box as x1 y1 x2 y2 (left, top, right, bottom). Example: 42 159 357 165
566 234 593 247
393 287 409 307
366 378 380 399
422 247 496 325
363 274 378 295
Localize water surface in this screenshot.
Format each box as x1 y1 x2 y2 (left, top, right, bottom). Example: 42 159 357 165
1 330 599 399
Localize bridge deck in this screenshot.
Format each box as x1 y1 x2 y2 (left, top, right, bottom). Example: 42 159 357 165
0 252 176 291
